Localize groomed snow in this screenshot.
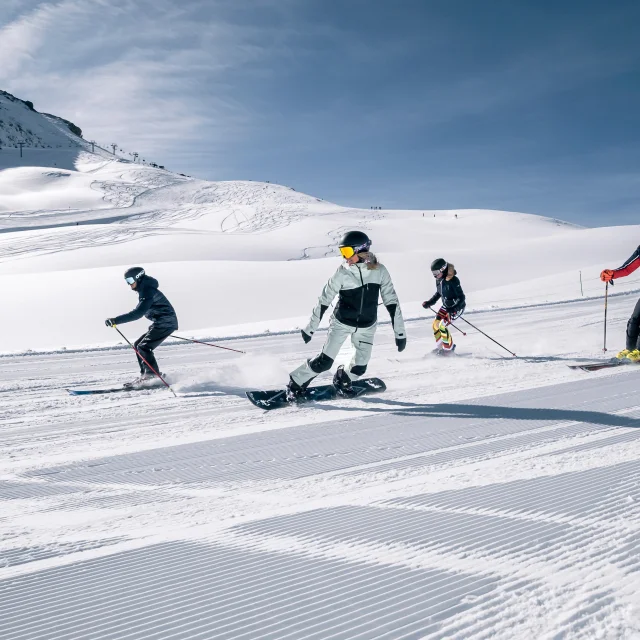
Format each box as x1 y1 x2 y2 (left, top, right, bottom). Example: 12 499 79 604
1 141 639 638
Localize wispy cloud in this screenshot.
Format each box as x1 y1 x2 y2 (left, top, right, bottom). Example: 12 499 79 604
1 1 639 224
1 0 286 168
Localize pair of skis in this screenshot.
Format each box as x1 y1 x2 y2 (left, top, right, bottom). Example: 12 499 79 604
567 358 639 372
67 379 167 396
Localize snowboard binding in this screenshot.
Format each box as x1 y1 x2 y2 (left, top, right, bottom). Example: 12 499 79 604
333 365 358 397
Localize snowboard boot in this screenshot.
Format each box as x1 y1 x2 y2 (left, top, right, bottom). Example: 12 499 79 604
286 377 311 402
333 365 357 397
616 349 631 360
627 349 640 363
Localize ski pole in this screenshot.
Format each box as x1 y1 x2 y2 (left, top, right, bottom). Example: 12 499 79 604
426 307 467 335
171 335 245 354
603 281 609 353
458 316 517 357
111 325 177 397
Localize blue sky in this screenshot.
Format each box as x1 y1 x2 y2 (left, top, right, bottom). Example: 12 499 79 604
1 0 639 226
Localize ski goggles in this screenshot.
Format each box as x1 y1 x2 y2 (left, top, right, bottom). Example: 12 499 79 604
125 276 136 285
339 246 357 259
339 243 370 259
432 264 448 278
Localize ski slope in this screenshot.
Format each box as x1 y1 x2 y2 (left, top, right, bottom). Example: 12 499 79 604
1 99 640 637
1 296 640 639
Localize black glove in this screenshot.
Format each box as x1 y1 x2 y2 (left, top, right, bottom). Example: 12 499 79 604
396 337 406 352
421 301 431 309
422 296 438 309
105 318 115 327
301 330 312 344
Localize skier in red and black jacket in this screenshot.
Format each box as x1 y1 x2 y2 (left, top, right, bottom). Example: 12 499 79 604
601 245 640 361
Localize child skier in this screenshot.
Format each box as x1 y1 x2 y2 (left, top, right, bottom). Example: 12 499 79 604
287 230 406 399
105 267 178 386
601 244 640 361
422 258 466 353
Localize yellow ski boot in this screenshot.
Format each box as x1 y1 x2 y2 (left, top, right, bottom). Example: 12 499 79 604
616 349 631 359
626 349 640 362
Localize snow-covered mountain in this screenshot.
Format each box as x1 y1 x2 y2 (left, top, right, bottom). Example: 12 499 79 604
0 90 83 146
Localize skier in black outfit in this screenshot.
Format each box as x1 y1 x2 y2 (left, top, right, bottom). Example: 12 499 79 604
105 267 178 386
422 258 466 353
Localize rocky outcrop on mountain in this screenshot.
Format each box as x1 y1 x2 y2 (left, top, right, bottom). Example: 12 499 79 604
0 90 84 149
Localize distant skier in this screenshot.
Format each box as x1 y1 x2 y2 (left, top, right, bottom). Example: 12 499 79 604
423 258 466 353
287 231 406 399
105 267 178 386
601 244 640 361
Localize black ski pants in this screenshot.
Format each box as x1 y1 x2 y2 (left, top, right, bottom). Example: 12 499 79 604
626 298 640 351
134 324 175 374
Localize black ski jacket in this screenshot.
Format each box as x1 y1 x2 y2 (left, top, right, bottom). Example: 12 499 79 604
113 275 178 329
426 272 466 313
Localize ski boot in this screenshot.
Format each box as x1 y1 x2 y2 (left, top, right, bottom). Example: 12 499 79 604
439 344 457 356
333 365 358 397
123 372 160 389
627 350 640 363
616 349 631 360
286 377 310 402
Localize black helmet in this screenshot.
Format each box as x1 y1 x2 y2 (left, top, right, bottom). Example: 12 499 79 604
431 258 448 278
124 266 145 284
339 230 371 255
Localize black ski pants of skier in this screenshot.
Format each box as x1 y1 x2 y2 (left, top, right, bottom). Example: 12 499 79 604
134 324 175 374
626 298 640 351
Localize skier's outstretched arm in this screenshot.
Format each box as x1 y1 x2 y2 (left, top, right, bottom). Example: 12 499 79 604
380 266 406 351
303 268 342 340
113 295 154 325
602 245 640 281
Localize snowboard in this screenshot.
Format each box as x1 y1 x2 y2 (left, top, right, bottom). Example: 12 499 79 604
246 377 386 411
567 359 639 372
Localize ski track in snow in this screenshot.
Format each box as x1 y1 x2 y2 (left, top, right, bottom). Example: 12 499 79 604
1 298 640 639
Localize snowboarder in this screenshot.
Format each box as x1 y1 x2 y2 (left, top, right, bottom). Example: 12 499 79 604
422 258 466 353
601 244 640 361
287 231 406 399
105 267 178 386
